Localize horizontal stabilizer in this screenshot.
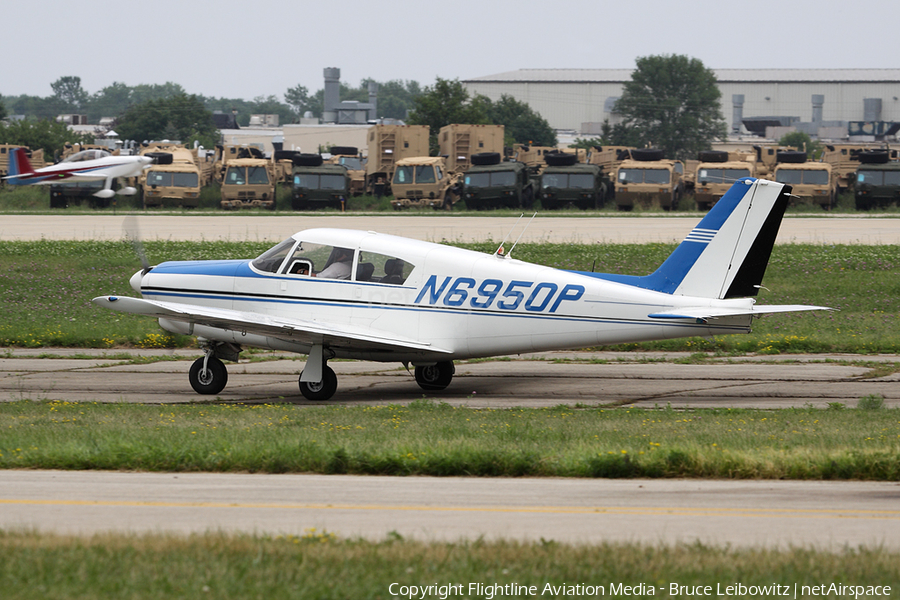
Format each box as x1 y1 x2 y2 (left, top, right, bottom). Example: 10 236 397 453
648 304 831 323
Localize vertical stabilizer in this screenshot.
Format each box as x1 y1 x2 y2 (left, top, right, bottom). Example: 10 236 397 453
578 178 791 299
7 147 35 184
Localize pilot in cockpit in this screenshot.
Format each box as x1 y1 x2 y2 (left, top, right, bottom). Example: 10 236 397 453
317 247 353 280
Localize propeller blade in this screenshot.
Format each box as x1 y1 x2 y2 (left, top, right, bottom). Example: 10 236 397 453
123 216 150 274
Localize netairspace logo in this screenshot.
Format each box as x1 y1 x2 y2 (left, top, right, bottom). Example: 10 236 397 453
387 581 893 599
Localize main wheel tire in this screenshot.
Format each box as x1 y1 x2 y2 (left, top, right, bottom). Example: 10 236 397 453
189 356 228 395
414 361 454 391
299 366 338 401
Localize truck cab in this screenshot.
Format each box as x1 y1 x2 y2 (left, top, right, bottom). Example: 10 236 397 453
462 152 534 210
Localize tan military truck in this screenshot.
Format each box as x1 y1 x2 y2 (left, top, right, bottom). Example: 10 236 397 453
365 124 430 196
613 149 684 211
138 143 204 208
389 156 462 210
693 150 756 211
217 145 277 210
772 152 836 209
327 146 366 196
822 145 899 195
438 124 504 173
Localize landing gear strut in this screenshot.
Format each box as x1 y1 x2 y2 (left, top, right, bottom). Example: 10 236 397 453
414 361 455 391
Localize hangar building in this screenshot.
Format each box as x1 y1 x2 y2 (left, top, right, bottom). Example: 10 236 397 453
463 69 900 139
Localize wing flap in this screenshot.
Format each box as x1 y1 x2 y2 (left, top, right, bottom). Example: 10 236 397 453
92 296 450 354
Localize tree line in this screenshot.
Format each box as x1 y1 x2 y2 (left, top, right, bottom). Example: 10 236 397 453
1 55 727 161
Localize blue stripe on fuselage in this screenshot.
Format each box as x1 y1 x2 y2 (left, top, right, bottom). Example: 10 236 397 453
152 260 248 277
570 178 756 293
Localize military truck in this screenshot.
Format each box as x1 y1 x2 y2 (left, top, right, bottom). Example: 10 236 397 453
327 146 366 196
138 143 204 208
217 145 277 210
822 145 900 195
693 150 756 211
513 144 588 176
365 124 429 196
290 153 351 210
461 152 535 210
771 151 836 209
438 124 504 173
538 152 605 210
854 151 900 210
390 156 462 210
613 149 684 211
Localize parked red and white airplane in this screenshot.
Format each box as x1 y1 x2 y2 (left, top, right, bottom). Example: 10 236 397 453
94 178 828 400
4 147 171 199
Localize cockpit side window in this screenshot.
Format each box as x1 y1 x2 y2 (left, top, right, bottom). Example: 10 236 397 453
251 238 296 273
283 241 334 276
358 250 414 285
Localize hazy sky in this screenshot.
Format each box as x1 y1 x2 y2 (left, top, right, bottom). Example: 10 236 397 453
5 0 895 101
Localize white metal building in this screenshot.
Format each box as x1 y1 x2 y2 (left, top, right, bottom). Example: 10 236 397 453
463 69 900 137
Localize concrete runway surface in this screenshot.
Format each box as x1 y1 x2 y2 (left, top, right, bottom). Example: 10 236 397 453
3 214 900 244
2 470 899 548
1 349 897 408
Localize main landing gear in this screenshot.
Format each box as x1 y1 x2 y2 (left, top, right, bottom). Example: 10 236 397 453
187 343 457 401
414 361 455 391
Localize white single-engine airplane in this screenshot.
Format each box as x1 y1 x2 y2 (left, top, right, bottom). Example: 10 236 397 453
93 178 828 401
4 147 172 199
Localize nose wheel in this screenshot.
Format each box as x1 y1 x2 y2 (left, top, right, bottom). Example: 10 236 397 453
414 361 454 391
189 355 228 395
299 365 338 401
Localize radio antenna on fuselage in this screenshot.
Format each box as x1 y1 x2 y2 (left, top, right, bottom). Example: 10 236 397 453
493 213 525 258
507 212 538 259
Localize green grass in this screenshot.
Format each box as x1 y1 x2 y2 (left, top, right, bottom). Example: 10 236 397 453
3 240 894 353
2 401 898 479
1 531 896 600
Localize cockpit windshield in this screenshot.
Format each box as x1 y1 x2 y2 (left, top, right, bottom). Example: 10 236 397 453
62 149 110 163
252 238 295 273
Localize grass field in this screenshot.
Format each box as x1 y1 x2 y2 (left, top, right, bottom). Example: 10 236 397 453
0 531 897 600
0 239 896 353
1 401 897 479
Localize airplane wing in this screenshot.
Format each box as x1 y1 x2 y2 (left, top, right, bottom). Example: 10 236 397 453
648 304 831 323
92 296 451 355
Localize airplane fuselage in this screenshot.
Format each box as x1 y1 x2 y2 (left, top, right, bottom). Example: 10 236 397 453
138 229 754 363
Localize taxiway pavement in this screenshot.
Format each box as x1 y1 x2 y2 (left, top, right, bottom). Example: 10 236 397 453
1 349 896 408
2 470 898 548
3 214 899 244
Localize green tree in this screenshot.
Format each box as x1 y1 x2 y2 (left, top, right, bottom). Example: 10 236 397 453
0 96 6 121
614 55 727 160
87 82 134 122
284 83 312 117
50 76 88 111
779 131 822 159
115 94 218 148
486 94 556 147
408 78 491 154
0 118 93 156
